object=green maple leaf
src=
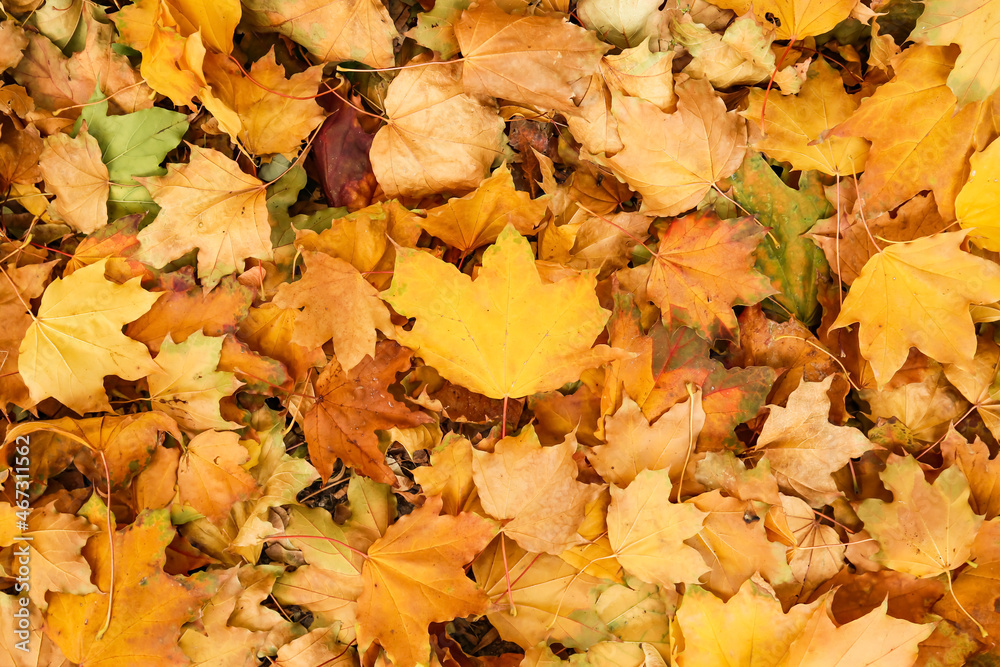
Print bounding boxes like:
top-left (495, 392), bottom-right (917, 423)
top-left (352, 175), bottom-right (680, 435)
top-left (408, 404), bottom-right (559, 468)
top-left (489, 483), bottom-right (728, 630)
top-left (729, 153), bottom-right (833, 327)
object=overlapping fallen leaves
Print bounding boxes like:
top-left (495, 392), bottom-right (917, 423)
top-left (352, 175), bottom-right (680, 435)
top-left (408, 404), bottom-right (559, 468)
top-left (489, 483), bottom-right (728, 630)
top-left (1, 0), bottom-right (1000, 665)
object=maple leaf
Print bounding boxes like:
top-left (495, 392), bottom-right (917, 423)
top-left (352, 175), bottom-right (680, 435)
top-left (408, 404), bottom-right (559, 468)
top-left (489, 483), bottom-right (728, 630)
top-left (783, 596), bottom-right (935, 666)
top-left (147, 332), bottom-right (243, 433)
top-left (674, 14), bottom-right (799, 91)
top-left (0, 114), bottom-right (41, 190)
top-left (293, 202), bottom-right (389, 273)
top-left (303, 340), bottom-right (433, 483)
top-left (577, 0), bottom-right (661, 49)
top-left (707, 0), bottom-right (859, 39)
top-left (115, 0), bottom-right (241, 55)
top-left (0, 595), bottom-right (68, 667)
top-left (179, 567), bottom-right (270, 666)
top-left (274, 624), bottom-right (356, 666)
top-left (756, 377), bottom-right (874, 506)
top-left (236, 303), bottom-right (327, 383)
top-left (311, 95), bottom-right (378, 210)
top-left (810, 192), bottom-right (948, 286)
top-left (603, 78), bottom-right (748, 216)
top-left (272, 564), bottom-right (361, 635)
top-left (933, 518), bottom-right (1000, 639)
top-left (774, 494), bottom-right (845, 602)
top-left (744, 58), bottom-right (869, 176)
top-left (202, 49), bottom-right (325, 156)
top-left (600, 43), bottom-right (676, 112)
top-left (419, 163), bottom-right (549, 253)
top-left (412, 434), bottom-right (480, 515)
top-left (472, 535), bottom-right (612, 650)
top-left (828, 44), bottom-right (987, 220)
top-left (956, 135), bottom-right (1000, 251)
top-left (45, 509), bottom-right (218, 667)
top-left (357, 496), bottom-right (496, 667)
top-left (385, 226), bottom-right (622, 400)
top-left (727, 305), bottom-right (843, 407)
top-left (858, 454), bottom-right (983, 578)
top-left (19, 504), bottom-right (99, 611)
top-left (136, 144), bottom-right (273, 290)
top-left (471, 425), bottom-right (599, 554)
top-left (910, 0), bottom-right (1000, 105)
top-left (18, 258), bottom-right (161, 414)
top-left (0, 20), bottom-right (27, 72)
top-left (687, 491), bottom-right (794, 599)
top-left (37, 125), bottom-right (110, 233)
top-left (730, 152), bottom-right (832, 326)
top-left (590, 392), bottom-right (705, 487)
top-left (125, 271), bottom-right (254, 354)
top-left (4, 412), bottom-right (180, 489)
top-left (112, 0), bottom-right (210, 107)
top-left (596, 582), bottom-right (672, 656)
top-left (177, 430), bottom-right (259, 524)
top-left (608, 468), bottom-right (709, 586)
top-left (370, 60), bottom-right (504, 198)
top-left (13, 10), bottom-right (153, 119)
top-left (830, 230), bottom-right (1000, 387)
top-left (622, 211), bottom-right (774, 341)
top-left (241, 0), bottom-right (398, 68)
top-left (862, 354), bottom-right (968, 443)
top-left (456, 2), bottom-right (609, 113)
top-left (674, 580), bottom-right (819, 666)
top-left (272, 250), bottom-right (392, 372)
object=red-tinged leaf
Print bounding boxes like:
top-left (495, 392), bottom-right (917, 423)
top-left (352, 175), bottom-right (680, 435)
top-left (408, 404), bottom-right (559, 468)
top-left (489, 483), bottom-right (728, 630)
top-left (700, 365), bottom-right (777, 452)
top-left (303, 341), bottom-right (433, 483)
top-left (311, 95), bottom-right (377, 211)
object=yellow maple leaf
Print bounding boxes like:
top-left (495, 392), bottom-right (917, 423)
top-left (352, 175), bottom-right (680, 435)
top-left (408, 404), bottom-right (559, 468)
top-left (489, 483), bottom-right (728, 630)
top-left (456, 2), bottom-right (610, 113)
top-left (241, 0), bottom-right (398, 68)
top-left (910, 0), bottom-right (1000, 106)
top-left (744, 58), bottom-right (869, 176)
top-left (177, 430), bottom-right (259, 524)
top-left (603, 78), bottom-right (747, 216)
top-left (45, 509), bottom-right (217, 666)
top-left (829, 44), bottom-right (988, 220)
top-left (674, 579), bottom-right (819, 667)
top-left (382, 226), bottom-right (623, 400)
top-left (473, 535), bottom-right (612, 650)
top-left (784, 596), bottom-right (935, 665)
top-left (707, 0), bottom-right (859, 39)
top-left (624, 211), bottom-right (775, 341)
top-left (37, 125), bottom-right (110, 233)
top-left (147, 332), bottom-right (243, 434)
top-left (202, 49), bottom-right (325, 156)
top-left (18, 258), bottom-right (161, 415)
top-left (957, 135), bottom-right (1000, 250)
top-left (357, 496), bottom-right (496, 667)
top-left (419, 163), bottom-right (549, 253)
top-left (858, 454), bottom-right (983, 577)
top-left (370, 61), bottom-right (504, 198)
top-left (941, 427), bottom-right (1000, 518)
top-left (471, 425), bottom-right (599, 554)
top-left (589, 392), bottom-right (705, 487)
top-left (756, 376), bottom-right (874, 505)
top-left (607, 468), bottom-right (709, 586)
top-left (830, 231), bottom-right (1000, 387)
top-left (272, 250), bottom-right (392, 372)
top-left (112, 0), bottom-right (217, 106)
top-left (136, 144), bottom-right (273, 290)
